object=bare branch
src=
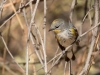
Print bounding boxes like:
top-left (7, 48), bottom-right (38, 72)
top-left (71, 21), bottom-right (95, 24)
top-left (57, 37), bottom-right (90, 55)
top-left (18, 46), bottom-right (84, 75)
top-left (0, 34), bottom-right (25, 73)
top-left (79, 0), bottom-right (99, 75)
top-left (9, 0), bottom-right (24, 30)
top-left (43, 0), bottom-right (47, 74)
top-left (69, 0), bottom-right (77, 22)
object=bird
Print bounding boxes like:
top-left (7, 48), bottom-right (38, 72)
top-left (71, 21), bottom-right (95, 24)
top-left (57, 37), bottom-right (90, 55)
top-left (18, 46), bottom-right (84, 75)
top-left (49, 18), bottom-right (79, 62)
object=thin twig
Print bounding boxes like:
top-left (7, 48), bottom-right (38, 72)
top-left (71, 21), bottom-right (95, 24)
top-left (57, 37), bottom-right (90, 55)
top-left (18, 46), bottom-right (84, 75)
top-left (64, 62), bottom-right (67, 75)
top-left (3, 0), bottom-right (20, 8)
top-left (0, 0), bottom-right (44, 29)
top-left (0, 62), bottom-right (18, 75)
top-left (52, 46), bottom-right (59, 65)
top-left (43, 0), bottom-right (47, 74)
top-left (79, 0), bottom-right (99, 74)
top-left (2, 20), bottom-right (12, 75)
top-left (2, 48), bottom-right (7, 75)
top-left (69, 0), bottom-right (77, 22)
top-left (9, 0), bottom-right (24, 30)
top-left (52, 46), bottom-right (59, 66)
top-left (30, 34), bottom-right (44, 66)
top-left (69, 60), bottom-right (72, 75)
top-left (86, 40), bottom-right (100, 75)
top-left (34, 45), bottom-right (73, 73)
top-left (29, 0), bottom-right (33, 16)
top-left (20, 1), bottom-right (38, 75)
top-left (0, 35), bottom-right (25, 73)
top-left (26, 0), bottom-right (40, 75)
top-left (80, 7), bottom-right (94, 36)
top-left (79, 22), bottom-right (100, 39)
top-left (79, 39), bottom-right (95, 75)
top-left (20, 2), bottom-right (29, 75)
top-left (48, 47), bottom-right (59, 74)
top-left (0, 0), bottom-right (6, 18)
top-left (94, 33), bottom-right (100, 50)
top-left (46, 54), bottom-right (63, 75)
top-left (88, 0), bottom-right (93, 26)
top-left (0, 11), bottom-right (17, 28)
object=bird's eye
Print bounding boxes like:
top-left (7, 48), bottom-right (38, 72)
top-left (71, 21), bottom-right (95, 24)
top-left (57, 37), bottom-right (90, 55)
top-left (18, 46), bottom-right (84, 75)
top-left (55, 25), bottom-right (59, 28)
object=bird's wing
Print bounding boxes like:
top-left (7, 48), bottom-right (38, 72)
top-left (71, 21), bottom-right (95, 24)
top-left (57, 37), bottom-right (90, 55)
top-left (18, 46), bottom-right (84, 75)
top-left (56, 39), bottom-right (65, 51)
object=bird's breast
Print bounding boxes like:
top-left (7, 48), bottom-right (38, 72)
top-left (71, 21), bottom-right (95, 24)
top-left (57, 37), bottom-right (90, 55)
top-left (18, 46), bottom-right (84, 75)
top-left (56, 30), bottom-right (76, 47)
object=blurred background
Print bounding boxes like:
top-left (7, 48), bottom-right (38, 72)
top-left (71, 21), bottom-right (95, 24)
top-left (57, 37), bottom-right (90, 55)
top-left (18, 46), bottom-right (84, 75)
top-left (0, 0), bottom-right (100, 75)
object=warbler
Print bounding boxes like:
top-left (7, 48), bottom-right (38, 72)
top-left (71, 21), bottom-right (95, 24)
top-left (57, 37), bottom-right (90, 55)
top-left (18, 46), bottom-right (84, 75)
top-left (49, 18), bottom-right (79, 62)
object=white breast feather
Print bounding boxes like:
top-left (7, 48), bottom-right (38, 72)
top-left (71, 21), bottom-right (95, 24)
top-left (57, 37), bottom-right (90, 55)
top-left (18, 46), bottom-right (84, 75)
top-left (58, 30), bottom-right (69, 38)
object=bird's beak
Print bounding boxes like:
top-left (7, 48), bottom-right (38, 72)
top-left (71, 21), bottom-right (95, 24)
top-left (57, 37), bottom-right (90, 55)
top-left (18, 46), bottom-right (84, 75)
top-left (48, 28), bottom-right (54, 32)
top-left (49, 28), bottom-right (61, 33)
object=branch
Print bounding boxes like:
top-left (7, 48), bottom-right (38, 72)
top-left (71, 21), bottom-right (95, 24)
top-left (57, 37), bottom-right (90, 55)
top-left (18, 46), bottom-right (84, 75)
top-left (0, 34), bottom-right (25, 73)
top-left (26, 0), bottom-right (40, 75)
top-left (43, 0), bottom-right (48, 74)
top-left (69, 0), bottom-right (77, 22)
top-left (9, 0), bottom-right (24, 30)
top-left (79, 0), bottom-right (99, 75)
top-left (0, 0), bottom-right (44, 28)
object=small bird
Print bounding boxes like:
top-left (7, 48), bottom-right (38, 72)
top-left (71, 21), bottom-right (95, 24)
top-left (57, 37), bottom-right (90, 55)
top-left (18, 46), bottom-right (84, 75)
top-left (49, 18), bottom-right (79, 62)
